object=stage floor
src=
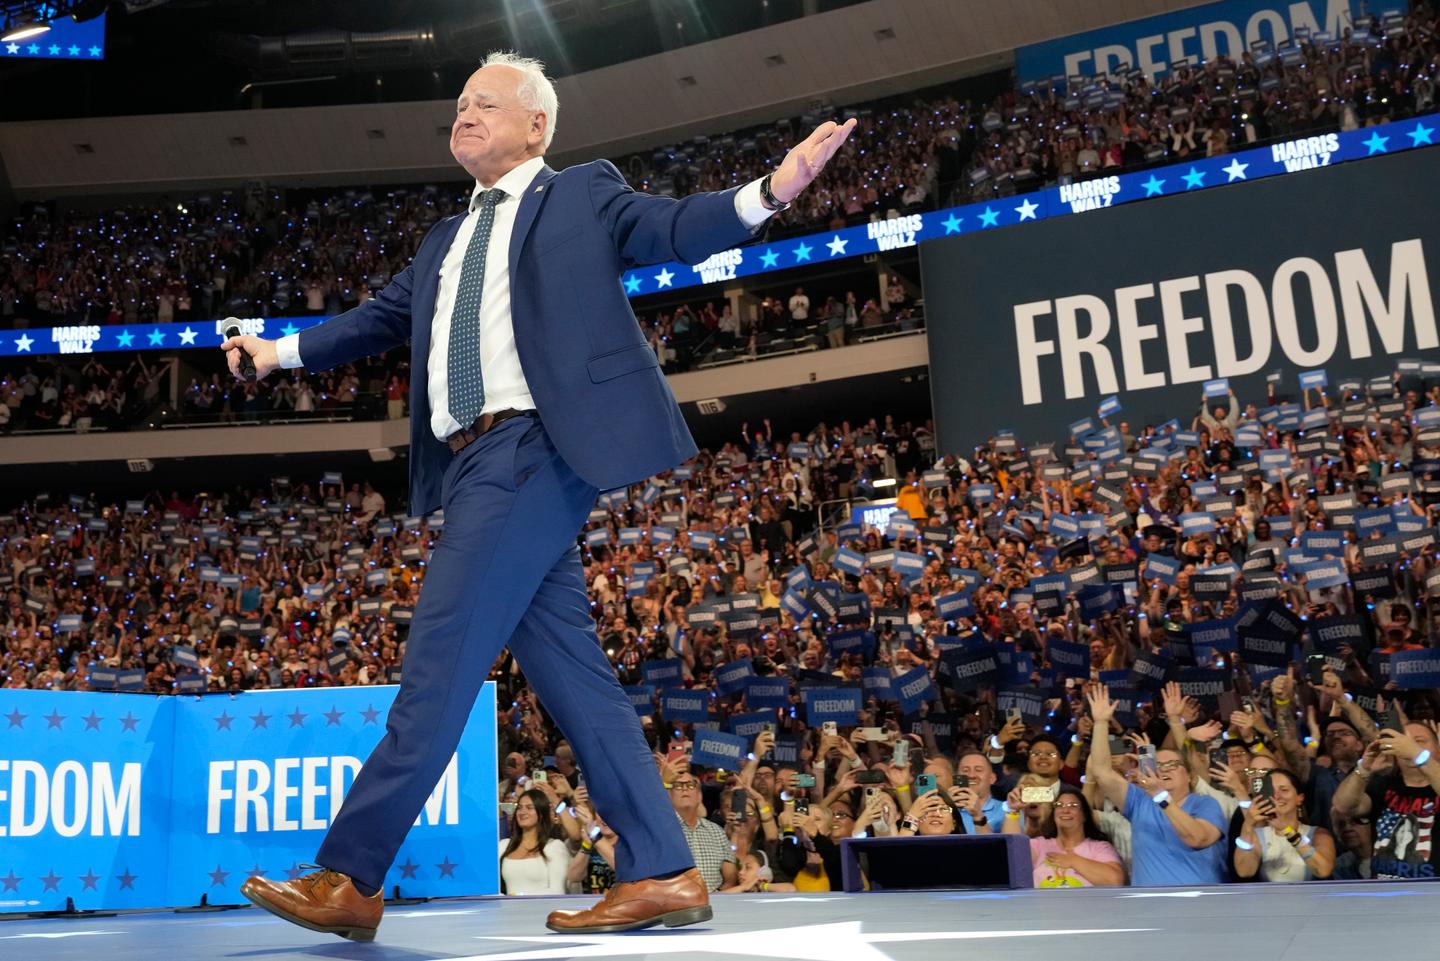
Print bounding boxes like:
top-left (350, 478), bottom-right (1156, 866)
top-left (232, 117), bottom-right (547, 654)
top-left (2, 881), bottom-right (1438, 961)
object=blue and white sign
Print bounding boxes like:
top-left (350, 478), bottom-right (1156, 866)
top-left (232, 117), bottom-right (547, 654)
top-left (0, 685), bottom-right (498, 913)
top-left (1015, 0), bottom-right (1398, 82)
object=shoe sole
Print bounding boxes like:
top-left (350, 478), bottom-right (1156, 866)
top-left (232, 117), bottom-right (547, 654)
top-left (241, 887), bottom-right (378, 942)
top-left (546, 904), bottom-right (712, 935)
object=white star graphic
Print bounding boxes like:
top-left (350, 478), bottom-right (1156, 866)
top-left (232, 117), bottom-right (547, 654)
top-left (465, 921), bottom-right (1153, 961)
top-left (654, 267), bottom-right (674, 288)
top-left (14, 333), bottom-right (34, 352)
top-left (177, 326), bottom-right (198, 345)
top-left (826, 234), bottom-right (848, 256)
top-left (5, 43), bottom-right (17, 54)
top-left (1222, 158), bottom-right (1249, 181)
top-left (1015, 198), bottom-right (1039, 220)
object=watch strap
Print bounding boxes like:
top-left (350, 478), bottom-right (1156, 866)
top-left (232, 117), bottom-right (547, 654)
top-left (760, 173), bottom-right (791, 212)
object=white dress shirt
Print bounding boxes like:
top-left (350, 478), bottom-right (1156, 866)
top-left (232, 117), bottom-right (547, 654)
top-left (276, 158), bottom-right (778, 442)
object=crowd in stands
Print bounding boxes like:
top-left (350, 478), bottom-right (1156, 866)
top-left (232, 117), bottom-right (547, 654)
top-left (8, 356), bottom-right (1440, 893)
top-left (0, 273), bottom-right (919, 433)
top-left (0, 349), bottom-right (412, 433)
top-left (6, 6), bottom-right (1432, 346)
top-left (636, 278), bottom-right (922, 373)
top-left (962, 5), bottom-right (1440, 198)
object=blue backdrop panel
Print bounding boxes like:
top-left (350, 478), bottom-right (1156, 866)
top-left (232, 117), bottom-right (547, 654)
top-left (0, 684), bottom-right (498, 913)
top-left (0, 690), bottom-right (174, 913)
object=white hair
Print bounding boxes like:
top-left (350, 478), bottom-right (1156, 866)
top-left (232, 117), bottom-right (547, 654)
top-left (481, 51), bottom-right (559, 150)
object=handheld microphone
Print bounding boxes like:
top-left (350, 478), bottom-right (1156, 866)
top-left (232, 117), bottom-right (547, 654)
top-left (222, 319), bottom-right (257, 382)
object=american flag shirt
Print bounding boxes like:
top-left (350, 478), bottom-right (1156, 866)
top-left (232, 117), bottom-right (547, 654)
top-left (1367, 775), bottom-right (1437, 880)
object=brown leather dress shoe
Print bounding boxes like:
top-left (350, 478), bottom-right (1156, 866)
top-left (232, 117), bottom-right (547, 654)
top-left (240, 865), bottom-right (383, 942)
top-left (546, 868), bottom-right (711, 934)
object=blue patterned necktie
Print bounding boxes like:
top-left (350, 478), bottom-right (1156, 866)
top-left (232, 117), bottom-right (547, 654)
top-left (446, 186), bottom-right (505, 428)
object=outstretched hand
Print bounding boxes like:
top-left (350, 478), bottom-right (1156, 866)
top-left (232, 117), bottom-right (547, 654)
top-left (769, 119), bottom-right (859, 204)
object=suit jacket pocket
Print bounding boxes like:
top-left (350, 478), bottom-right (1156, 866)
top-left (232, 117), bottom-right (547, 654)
top-left (534, 223), bottom-right (583, 256)
top-left (586, 343), bottom-right (658, 383)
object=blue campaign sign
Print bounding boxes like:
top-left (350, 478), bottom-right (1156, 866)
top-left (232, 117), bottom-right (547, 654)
top-left (0, 684), bottom-right (499, 913)
top-left (641, 658), bottom-right (685, 691)
top-left (744, 676), bottom-right (791, 710)
top-left (726, 710), bottom-right (774, 740)
top-left (689, 729), bottom-right (750, 772)
top-left (1014, 0), bottom-right (1392, 81)
top-left (2, 13), bottom-right (107, 61)
top-left (1046, 638), bottom-right (1091, 679)
top-left (660, 689), bottom-right (711, 723)
top-left (801, 687), bottom-right (862, 727)
top-left (168, 686), bottom-right (497, 907)
top-left (0, 691), bottom-right (174, 912)
top-left (1389, 648), bottom-right (1440, 689)
top-left (714, 658), bottom-right (755, 695)
top-left (893, 666), bottom-right (937, 715)
top-left (622, 684), bottom-right (656, 716)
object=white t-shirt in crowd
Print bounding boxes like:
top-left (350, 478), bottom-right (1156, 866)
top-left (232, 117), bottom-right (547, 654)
top-left (499, 838), bottom-right (570, 895)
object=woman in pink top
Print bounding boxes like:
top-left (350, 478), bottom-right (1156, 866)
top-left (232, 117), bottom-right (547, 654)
top-left (1030, 784), bottom-right (1125, 888)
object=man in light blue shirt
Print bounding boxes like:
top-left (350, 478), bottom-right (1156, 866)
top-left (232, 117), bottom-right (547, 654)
top-left (1087, 689), bottom-right (1227, 885)
top-left (955, 751), bottom-right (1009, 833)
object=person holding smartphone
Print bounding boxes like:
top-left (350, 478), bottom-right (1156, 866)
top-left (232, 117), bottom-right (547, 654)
top-left (1232, 769), bottom-right (1335, 882)
top-left (1085, 688), bottom-right (1227, 886)
top-left (1028, 785), bottom-right (1124, 888)
top-left (1333, 719), bottom-right (1440, 879)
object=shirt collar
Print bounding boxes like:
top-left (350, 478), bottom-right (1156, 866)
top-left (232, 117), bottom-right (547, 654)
top-left (469, 155), bottom-right (547, 212)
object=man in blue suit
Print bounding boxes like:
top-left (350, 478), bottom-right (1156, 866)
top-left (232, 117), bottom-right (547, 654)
top-left (227, 52), bottom-right (854, 941)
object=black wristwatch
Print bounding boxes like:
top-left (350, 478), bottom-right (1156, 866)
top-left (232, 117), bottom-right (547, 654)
top-left (973, 815), bottom-right (989, 826)
top-left (759, 173), bottom-right (791, 212)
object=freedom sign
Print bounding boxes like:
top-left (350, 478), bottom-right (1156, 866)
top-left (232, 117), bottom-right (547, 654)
top-left (0, 685), bottom-right (499, 913)
top-left (925, 146), bottom-right (1440, 453)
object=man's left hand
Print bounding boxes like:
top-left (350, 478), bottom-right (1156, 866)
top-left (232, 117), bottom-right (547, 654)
top-left (770, 119), bottom-right (859, 203)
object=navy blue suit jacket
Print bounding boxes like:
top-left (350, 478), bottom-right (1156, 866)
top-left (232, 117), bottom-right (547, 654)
top-left (295, 160), bottom-right (757, 516)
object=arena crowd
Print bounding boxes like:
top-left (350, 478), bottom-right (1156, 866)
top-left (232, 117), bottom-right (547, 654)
top-left (3, 6), bottom-right (1434, 335)
top-left (5, 358), bottom-right (1440, 892)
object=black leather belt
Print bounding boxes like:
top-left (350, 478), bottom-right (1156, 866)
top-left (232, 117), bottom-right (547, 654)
top-left (445, 408), bottom-right (535, 454)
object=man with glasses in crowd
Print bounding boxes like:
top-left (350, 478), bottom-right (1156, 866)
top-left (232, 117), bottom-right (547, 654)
top-left (668, 775), bottom-right (738, 892)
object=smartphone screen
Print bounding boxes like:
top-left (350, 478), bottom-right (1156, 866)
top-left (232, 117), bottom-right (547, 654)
top-left (731, 788), bottom-right (748, 819)
top-left (1306, 655), bottom-right (1327, 686)
top-left (1138, 745), bottom-right (1157, 779)
top-left (794, 797), bottom-right (810, 815)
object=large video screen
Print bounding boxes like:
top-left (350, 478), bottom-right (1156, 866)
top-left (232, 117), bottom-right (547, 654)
top-left (922, 146), bottom-right (1440, 454)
